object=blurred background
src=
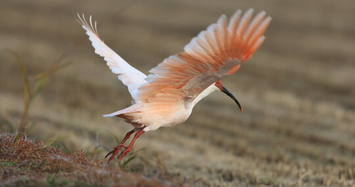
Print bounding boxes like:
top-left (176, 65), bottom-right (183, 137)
top-left (1, 0), bottom-right (354, 186)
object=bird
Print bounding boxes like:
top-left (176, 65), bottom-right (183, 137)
top-left (77, 9), bottom-right (271, 164)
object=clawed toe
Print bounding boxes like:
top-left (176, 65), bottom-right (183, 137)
top-left (117, 148), bottom-right (131, 161)
top-left (106, 129), bottom-right (145, 164)
top-left (105, 145), bottom-right (126, 164)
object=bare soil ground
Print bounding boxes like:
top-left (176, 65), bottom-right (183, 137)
top-left (1, 0), bottom-right (355, 186)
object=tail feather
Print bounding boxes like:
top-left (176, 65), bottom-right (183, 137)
top-left (103, 105), bottom-right (139, 117)
top-left (103, 105), bottom-right (143, 128)
top-left (103, 111), bottom-right (124, 117)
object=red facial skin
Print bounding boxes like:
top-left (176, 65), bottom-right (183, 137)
top-left (215, 80), bottom-right (224, 91)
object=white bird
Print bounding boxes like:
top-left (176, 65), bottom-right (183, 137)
top-left (77, 9), bottom-right (271, 163)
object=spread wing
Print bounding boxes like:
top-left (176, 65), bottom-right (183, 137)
top-left (77, 14), bottom-right (147, 100)
top-left (136, 9), bottom-right (271, 113)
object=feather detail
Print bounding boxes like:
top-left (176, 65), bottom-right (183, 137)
top-left (77, 14), bottom-right (147, 100)
top-left (136, 9), bottom-right (271, 108)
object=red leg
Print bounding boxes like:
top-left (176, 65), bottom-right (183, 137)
top-left (105, 129), bottom-right (135, 164)
top-left (117, 129), bottom-right (145, 162)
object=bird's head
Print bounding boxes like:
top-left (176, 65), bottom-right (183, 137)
top-left (214, 80), bottom-right (243, 112)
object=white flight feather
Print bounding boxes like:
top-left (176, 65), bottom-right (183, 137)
top-left (77, 14), bottom-right (147, 100)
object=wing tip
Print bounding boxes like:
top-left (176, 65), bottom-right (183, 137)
top-left (76, 13), bottom-right (98, 35)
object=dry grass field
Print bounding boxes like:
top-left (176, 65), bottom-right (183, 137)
top-left (1, 0), bottom-right (355, 186)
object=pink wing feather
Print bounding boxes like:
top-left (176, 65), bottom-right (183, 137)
top-left (136, 9), bottom-right (271, 111)
top-left (77, 14), bottom-right (147, 100)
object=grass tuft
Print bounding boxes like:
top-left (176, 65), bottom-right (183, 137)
top-left (0, 133), bottom-right (189, 187)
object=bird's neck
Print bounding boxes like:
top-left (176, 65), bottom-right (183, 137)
top-left (191, 84), bottom-right (219, 107)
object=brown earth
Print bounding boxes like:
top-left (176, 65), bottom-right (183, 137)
top-left (1, 0), bottom-right (355, 186)
top-left (0, 133), bottom-right (185, 187)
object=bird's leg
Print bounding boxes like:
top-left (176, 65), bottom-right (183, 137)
top-left (117, 129), bottom-right (145, 162)
top-left (105, 129), bottom-right (135, 164)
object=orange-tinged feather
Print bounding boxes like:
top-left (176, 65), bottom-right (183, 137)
top-left (227, 65), bottom-right (241, 75)
top-left (135, 9), bottom-right (270, 120)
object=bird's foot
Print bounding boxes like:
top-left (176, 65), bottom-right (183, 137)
top-left (105, 129), bottom-right (144, 164)
top-left (105, 144), bottom-right (127, 164)
top-left (117, 148), bottom-right (131, 162)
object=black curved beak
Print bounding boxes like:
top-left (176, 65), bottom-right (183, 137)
top-left (222, 86), bottom-right (243, 112)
